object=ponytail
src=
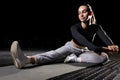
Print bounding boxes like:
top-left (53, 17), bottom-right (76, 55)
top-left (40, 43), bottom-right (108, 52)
top-left (87, 4), bottom-right (96, 25)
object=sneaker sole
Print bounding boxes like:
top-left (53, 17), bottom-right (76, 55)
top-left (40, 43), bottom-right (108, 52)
top-left (10, 41), bottom-right (22, 69)
top-left (64, 56), bottom-right (71, 63)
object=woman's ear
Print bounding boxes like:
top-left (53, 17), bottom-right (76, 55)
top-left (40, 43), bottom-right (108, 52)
top-left (88, 11), bottom-right (92, 20)
top-left (89, 11), bottom-right (92, 16)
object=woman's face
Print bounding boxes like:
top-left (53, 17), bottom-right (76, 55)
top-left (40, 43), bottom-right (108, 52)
top-left (78, 5), bottom-right (90, 22)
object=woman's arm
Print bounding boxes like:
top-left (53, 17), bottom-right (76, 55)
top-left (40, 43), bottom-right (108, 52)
top-left (71, 25), bottom-right (103, 53)
top-left (96, 25), bottom-right (119, 53)
top-left (96, 25), bottom-right (114, 45)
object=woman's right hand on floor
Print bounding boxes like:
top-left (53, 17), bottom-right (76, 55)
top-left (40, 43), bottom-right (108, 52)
top-left (102, 45), bottom-right (119, 54)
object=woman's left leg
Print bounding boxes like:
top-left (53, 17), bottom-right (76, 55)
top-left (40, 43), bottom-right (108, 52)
top-left (76, 51), bottom-right (109, 64)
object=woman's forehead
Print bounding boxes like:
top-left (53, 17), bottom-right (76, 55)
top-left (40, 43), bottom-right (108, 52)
top-left (78, 6), bottom-right (88, 11)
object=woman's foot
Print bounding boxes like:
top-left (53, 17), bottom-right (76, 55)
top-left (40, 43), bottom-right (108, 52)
top-left (64, 54), bottom-right (77, 63)
top-left (101, 52), bottom-right (110, 63)
top-left (10, 41), bottom-right (30, 69)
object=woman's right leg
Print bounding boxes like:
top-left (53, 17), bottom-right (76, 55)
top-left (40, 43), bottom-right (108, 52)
top-left (10, 41), bottom-right (30, 69)
top-left (34, 41), bottom-right (88, 65)
top-left (10, 41), bottom-right (79, 69)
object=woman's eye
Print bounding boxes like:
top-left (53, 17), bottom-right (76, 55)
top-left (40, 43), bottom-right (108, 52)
top-left (83, 10), bottom-right (87, 13)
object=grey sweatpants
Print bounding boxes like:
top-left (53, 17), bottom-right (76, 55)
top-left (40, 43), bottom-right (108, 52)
top-left (34, 41), bottom-right (108, 64)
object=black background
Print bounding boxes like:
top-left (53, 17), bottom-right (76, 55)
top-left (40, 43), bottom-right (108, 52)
top-left (1, 0), bottom-right (120, 50)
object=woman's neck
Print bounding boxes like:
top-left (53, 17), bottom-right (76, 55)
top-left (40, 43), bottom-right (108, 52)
top-left (81, 22), bottom-right (89, 29)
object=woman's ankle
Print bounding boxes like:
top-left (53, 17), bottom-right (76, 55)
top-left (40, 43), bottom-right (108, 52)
top-left (27, 56), bottom-right (36, 64)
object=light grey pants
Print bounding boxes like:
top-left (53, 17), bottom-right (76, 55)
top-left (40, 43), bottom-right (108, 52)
top-left (34, 41), bottom-right (108, 64)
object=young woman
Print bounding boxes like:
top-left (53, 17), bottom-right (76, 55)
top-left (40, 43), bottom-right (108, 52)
top-left (10, 4), bottom-right (119, 69)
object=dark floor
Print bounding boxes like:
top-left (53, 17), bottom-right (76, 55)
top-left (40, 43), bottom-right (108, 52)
top-left (0, 50), bottom-right (120, 80)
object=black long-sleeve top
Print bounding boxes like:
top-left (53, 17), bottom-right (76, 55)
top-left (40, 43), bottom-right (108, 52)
top-left (71, 22), bottom-right (114, 53)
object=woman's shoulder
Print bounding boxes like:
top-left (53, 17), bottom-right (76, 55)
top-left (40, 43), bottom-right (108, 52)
top-left (89, 24), bottom-right (103, 31)
top-left (70, 22), bottom-right (81, 31)
top-left (91, 24), bottom-right (101, 27)
top-left (90, 24), bottom-right (102, 28)
top-left (71, 22), bottom-right (81, 28)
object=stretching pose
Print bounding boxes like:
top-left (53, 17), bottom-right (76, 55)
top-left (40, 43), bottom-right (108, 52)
top-left (10, 4), bottom-right (119, 69)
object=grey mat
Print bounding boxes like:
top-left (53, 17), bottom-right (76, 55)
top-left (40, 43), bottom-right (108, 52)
top-left (0, 51), bottom-right (120, 80)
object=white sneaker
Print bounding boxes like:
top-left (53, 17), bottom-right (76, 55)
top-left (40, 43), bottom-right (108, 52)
top-left (64, 54), bottom-right (77, 63)
top-left (10, 41), bottom-right (29, 69)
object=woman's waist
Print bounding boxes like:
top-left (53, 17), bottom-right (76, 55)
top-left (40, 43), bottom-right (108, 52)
top-left (71, 40), bottom-right (86, 49)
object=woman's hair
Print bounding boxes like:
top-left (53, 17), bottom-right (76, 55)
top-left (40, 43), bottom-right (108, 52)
top-left (79, 4), bottom-right (96, 25)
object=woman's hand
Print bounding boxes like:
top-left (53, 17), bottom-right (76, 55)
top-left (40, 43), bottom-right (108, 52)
top-left (103, 45), bottom-right (119, 54)
top-left (108, 45), bottom-right (119, 52)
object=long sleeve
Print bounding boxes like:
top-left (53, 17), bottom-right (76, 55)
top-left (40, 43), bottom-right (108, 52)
top-left (96, 25), bottom-right (114, 46)
top-left (71, 23), bottom-right (104, 53)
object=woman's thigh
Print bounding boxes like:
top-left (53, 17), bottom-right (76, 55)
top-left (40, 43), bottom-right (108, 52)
top-left (79, 51), bottom-right (107, 63)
